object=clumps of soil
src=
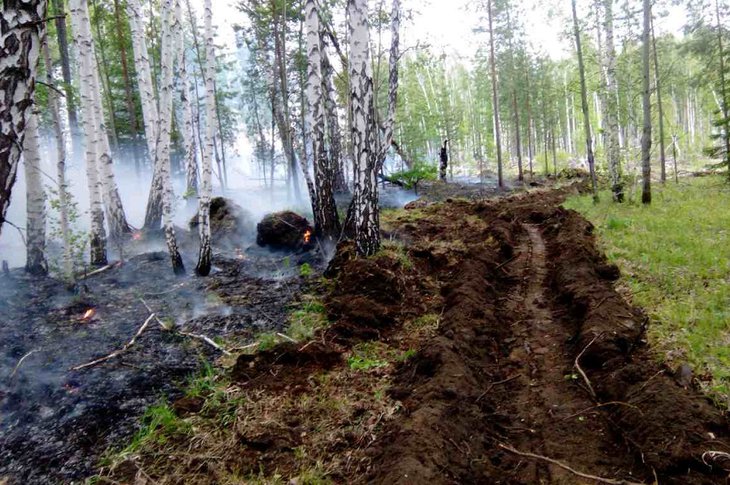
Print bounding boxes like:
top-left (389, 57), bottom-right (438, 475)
top-left (189, 197), bottom-right (255, 246)
top-left (544, 205), bottom-right (730, 483)
top-left (256, 211), bottom-right (313, 251)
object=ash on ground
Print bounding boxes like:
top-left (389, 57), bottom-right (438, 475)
top-left (0, 243), bottom-right (318, 484)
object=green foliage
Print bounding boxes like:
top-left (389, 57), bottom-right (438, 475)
top-left (121, 402), bottom-right (191, 455)
top-left (287, 297), bottom-right (328, 342)
top-left (375, 239), bottom-right (412, 269)
top-left (565, 176), bottom-right (730, 406)
top-left (387, 163), bottom-right (438, 193)
top-left (299, 262), bottom-right (313, 277)
top-left (348, 342), bottom-right (389, 371)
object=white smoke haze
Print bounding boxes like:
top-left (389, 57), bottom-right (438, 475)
top-left (0, 129), bottom-right (316, 270)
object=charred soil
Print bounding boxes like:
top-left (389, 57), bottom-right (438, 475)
top-left (98, 184), bottom-right (730, 484)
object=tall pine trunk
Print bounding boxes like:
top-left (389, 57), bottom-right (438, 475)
top-left (572, 0), bottom-right (598, 201)
top-left (23, 111), bottom-right (48, 275)
top-left (603, 0), bottom-right (623, 201)
top-left (348, 0), bottom-right (380, 256)
top-left (0, 1), bottom-right (47, 237)
top-left (487, 0), bottom-right (503, 188)
top-left (641, 0), bottom-right (652, 204)
top-left (195, 0), bottom-right (217, 276)
top-left (651, 16), bottom-right (666, 184)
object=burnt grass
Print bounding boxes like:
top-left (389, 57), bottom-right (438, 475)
top-left (0, 242), bottom-right (316, 484)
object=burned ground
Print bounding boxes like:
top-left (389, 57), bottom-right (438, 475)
top-left (0, 245), bottom-right (315, 484)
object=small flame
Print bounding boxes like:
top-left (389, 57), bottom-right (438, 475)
top-left (303, 229), bottom-right (312, 245)
top-left (82, 309), bottom-right (95, 320)
top-left (132, 232), bottom-right (143, 241)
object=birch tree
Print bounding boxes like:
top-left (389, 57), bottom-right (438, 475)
top-left (43, 37), bottom-right (73, 278)
top-left (69, 0), bottom-right (108, 265)
top-left (349, 0), bottom-right (380, 256)
top-left (305, 0), bottom-right (340, 244)
top-left (603, 0), bottom-right (623, 201)
top-left (74, 0), bottom-right (132, 241)
top-left (157, 0), bottom-right (185, 274)
top-left (176, 0), bottom-right (198, 205)
top-left (23, 111), bottom-right (47, 275)
top-left (641, 0), bottom-right (652, 204)
top-left (195, 0), bottom-right (216, 276)
top-left (0, 0), bottom-right (47, 237)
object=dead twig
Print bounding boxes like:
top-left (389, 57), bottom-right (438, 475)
top-left (70, 314), bottom-right (156, 371)
top-left (177, 331), bottom-right (232, 356)
top-left (476, 374), bottom-right (521, 402)
top-left (575, 333), bottom-right (603, 400)
top-left (276, 332), bottom-right (297, 343)
top-left (702, 450), bottom-right (730, 469)
top-left (560, 401), bottom-right (644, 422)
top-left (9, 349), bottom-right (38, 378)
top-left (499, 443), bottom-right (647, 485)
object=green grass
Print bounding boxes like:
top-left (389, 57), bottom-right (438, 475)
top-left (564, 176), bottom-right (730, 405)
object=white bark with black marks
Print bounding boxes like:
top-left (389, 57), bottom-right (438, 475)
top-left (641, 0), bottom-right (652, 204)
top-left (23, 111), bottom-right (47, 275)
top-left (157, 0), bottom-right (185, 274)
top-left (176, 0), bottom-right (198, 205)
top-left (603, 0), bottom-right (623, 201)
top-left (69, 0), bottom-right (107, 265)
top-left (195, 0), bottom-right (216, 276)
top-left (348, 0), bottom-right (380, 256)
top-left (0, 0), bottom-right (47, 237)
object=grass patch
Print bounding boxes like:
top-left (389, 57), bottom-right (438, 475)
top-left (287, 295), bottom-right (328, 342)
top-left (375, 239), bottom-right (413, 269)
top-left (348, 342), bottom-right (390, 371)
top-left (564, 176), bottom-right (730, 405)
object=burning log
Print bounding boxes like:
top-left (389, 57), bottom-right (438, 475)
top-left (256, 211), bottom-right (314, 251)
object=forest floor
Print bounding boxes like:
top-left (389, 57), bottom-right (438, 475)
top-left (0, 240), bottom-right (319, 484)
top-left (90, 179), bottom-right (730, 485)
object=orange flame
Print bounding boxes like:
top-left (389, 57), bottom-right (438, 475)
top-left (82, 309), bottom-right (95, 320)
top-left (132, 232), bottom-right (143, 241)
top-left (303, 229), bottom-right (312, 245)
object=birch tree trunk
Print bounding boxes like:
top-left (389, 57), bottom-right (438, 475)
top-left (69, 0), bottom-right (108, 265)
top-left (321, 35), bottom-right (348, 194)
top-left (127, 0), bottom-right (159, 164)
top-left (603, 0), bottom-right (623, 201)
top-left (305, 0), bottom-right (340, 243)
top-left (641, 0), bottom-right (652, 204)
top-left (377, 0), bottom-right (400, 170)
top-left (487, 0), bottom-right (503, 188)
top-left (176, 0), bottom-right (198, 205)
top-left (571, 0), bottom-right (598, 201)
top-left (76, 0), bottom-right (131, 241)
top-left (715, 0), bottom-right (730, 178)
top-left (195, 0), bottom-right (216, 276)
top-left (348, 0), bottom-right (380, 256)
top-left (23, 111), bottom-right (47, 275)
top-left (113, 0), bottom-right (141, 174)
top-left (157, 0), bottom-right (185, 274)
top-left (0, 0), bottom-right (47, 237)
top-left (44, 36), bottom-right (73, 278)
top-left (51, 0), bottom-right (78, 133)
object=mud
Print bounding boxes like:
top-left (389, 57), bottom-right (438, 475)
top-left (96, 182), bottom-right (730, 485)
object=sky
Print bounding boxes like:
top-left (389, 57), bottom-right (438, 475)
top-left (208, 0), bottom-right (690, 63)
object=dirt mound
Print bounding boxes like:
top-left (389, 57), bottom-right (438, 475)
top-left (256, 211), bottom-right (313, 251)
top-left (189, 197), bottom-right (255, 245)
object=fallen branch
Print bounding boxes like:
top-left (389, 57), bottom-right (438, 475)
top-left (177, 331), bottom-right (232, 356)
top-left (276, 332), bottom-right (297, 343)
top-left (575, 333), bottom-right (602, 400)
top-left (560, 401), bottom-right (643, 422)
top-left (9, 349), bottom-right (38, 378)
top-left (71, 314), bottom-right (156, 371)
top-left (78, 262), bottom-right (121, 280)
top-left (498, 443), bottom-right (646, 485)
